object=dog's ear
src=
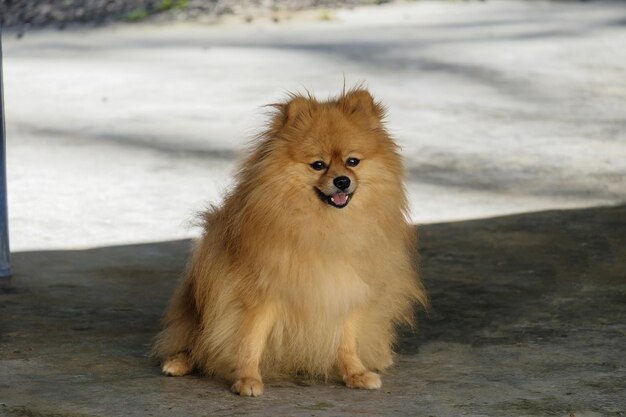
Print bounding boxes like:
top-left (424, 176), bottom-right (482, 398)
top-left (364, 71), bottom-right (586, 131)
top-left (270, 95), bottom-right (315, 132)
top-left (285, 96), bottom-right (311, 123)
top-left (340, 89), bottom-right (385, 129)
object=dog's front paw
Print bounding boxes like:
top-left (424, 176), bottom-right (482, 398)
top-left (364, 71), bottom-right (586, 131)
top-left (344, 371), bottom-right (382, 390)
top-left (231, 377), bottom-right (264, 397)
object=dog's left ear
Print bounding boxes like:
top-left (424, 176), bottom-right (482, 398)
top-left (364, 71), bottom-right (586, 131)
top-left (340, 89), bottom-right (386, 129)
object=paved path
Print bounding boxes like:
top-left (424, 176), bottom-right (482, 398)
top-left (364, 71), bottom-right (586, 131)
top-left (1, 205), bottom-right (625, 416)
top-left (3, 0), bottom-right (626, 251)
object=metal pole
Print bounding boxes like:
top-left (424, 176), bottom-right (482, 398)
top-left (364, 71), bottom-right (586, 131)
top-left (0, 25), bottom-right (12, 278)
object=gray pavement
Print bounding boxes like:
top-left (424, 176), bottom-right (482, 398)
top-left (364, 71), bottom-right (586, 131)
top-left (1, 205), bottom-right (625, 416)
top-left (1, 1), bottom-right (625, 416)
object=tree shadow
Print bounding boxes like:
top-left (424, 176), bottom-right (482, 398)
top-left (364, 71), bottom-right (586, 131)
top-left (399, 203), bottom-right (626, 354)
top-left (10, 4), bottom-right (626, 105)
top-left (21, 125), bottom-right (238, 161)
top-left (1, 204), bottom-right (624, 365)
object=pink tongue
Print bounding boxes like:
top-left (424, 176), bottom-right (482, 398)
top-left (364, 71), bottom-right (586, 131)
top-left (331, 192), bottom-right (348, 205)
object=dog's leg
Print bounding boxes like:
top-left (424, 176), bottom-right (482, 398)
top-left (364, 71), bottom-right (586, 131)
top-left (338, 314), bottom-right (382, 390)
top-left (162, 352), bottom-right (193, 376)
top-left (230, 304), bottom-right (277, 397)
top-left (153, 277), bottom-right (199, 376)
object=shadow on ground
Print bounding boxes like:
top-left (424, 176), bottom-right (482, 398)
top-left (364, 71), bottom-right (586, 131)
top-left (1, 204), bottom-right (625, 416)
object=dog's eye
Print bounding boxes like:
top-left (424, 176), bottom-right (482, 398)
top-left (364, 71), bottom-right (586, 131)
top-left (346, 157), bottom-right (360, 167)
top-left (310, 161), bottom-right (327, 171)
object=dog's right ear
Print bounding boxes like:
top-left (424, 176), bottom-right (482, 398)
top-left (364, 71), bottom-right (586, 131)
top-left (284, 96), bottom-right (311, 124)
top-left (269, 95), bottom-right (315, 132)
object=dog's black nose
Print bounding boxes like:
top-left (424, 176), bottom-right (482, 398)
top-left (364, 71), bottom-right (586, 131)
top-left (333, 176), bottom-right (351, 190)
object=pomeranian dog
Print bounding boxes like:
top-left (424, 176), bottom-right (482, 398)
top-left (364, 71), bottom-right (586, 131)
top-left (152, 88), bottom-right (426, 396)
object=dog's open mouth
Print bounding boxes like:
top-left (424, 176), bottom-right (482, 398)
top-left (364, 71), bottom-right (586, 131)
top-left (315, 188), bottom-right (353, 209)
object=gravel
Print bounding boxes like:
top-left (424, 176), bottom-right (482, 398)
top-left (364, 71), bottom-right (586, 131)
top-left (0, 0), bottom-right (385, 34)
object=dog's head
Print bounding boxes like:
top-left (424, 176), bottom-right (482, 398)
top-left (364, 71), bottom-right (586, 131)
top-left (241, 89), bottom-right (406, 217)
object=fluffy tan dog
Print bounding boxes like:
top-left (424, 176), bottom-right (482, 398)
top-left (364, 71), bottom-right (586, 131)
top-left (152, 88), bottom-right (426, 396)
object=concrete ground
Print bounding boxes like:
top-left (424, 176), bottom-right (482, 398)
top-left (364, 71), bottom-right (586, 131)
top-left (1, 206), bottom-right (625, 416)
top-left (1, 1), bottom-right (625, 416)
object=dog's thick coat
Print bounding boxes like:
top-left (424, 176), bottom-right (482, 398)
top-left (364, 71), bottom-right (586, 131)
top-left (152, 89), bottom-right (426, 396)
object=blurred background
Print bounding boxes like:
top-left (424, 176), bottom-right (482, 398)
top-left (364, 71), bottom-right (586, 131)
top-left (1, 0), bottom-right (625, 251)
